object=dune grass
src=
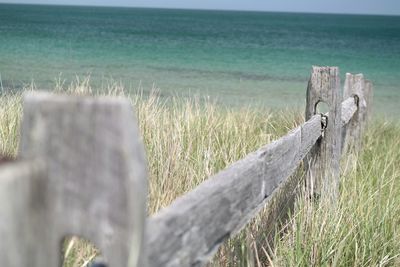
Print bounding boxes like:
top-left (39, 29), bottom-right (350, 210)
top-left (272, 121), bottom-right (400, 267)
top-left (0, 82), bottom-right (399, 266)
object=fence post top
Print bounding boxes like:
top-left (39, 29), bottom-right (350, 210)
top-left (310, 66), bottom-right (339, 80)
top-left (23, 91), bottom-right (130, 105)
top-left (312, 65), bottom-right (338, 71)
top-left (345, 73), bottom-right (364, 78)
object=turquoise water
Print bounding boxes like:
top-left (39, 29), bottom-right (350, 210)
top-left (1, 4), bottom-right (400, 115)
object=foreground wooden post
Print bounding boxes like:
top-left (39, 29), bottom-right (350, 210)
top-left (305, 66), bottom-right (341, 200)
top-left (19, 92), bottom-right (148, 267)
top-left (0, 160), bottom-right (51, 267)
top-left (342, 73), bottom-right (366, 154)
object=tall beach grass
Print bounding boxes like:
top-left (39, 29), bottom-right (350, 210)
top-left (0, 81), bottom-right (399, 266)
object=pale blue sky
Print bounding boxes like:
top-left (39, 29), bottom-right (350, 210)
top-left (1, 0), bottom-right (400, 15)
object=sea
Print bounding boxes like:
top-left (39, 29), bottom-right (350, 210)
top-left (1, 4), bottom-right (399, 117)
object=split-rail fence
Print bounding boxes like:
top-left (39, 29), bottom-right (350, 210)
top-left (0, 66), bottom-right (373, 267)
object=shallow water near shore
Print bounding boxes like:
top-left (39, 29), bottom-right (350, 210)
top-left (1, 4), bottom-right (399, 117)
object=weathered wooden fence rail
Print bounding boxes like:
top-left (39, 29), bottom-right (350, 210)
top-left (0, 66), bottom-right (373, 267)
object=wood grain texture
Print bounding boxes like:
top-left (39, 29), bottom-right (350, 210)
top-left (365, 80), bottom-right (374, 122)
top-left (304, 66), bottom-right (341, 200)
top-left (0, 160), bottom-right (50, 267)
top-left (342, 74), bottom-right (366, 154)
top-left (145, 115), bottom-right (322, 267)
top-left (19, 92), bottom-right (148, 267)
top-left (341, 96), bottom-right (358, 127)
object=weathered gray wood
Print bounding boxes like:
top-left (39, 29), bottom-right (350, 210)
top-left (257, 164), bottom-right (305, 246)
top-left (19, 92), bottom-right (148, 267)
top-left (0, 160), bottom-right (50, 267)
top-left (145, 114), bottom-right (322, 267)
top-left (341, 96), bottom-right (358, 127)
top-left (305, 66), bottom-right (341, 200)
top-left (365, 80), bottom-right (374, 122)
top-left (342, 73), bottom-right (367, 154)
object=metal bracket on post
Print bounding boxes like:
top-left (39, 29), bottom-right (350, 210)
top-left (304, 66), bottom-right (342, 201)
top-left (320, 113), bottom-right (328, 137)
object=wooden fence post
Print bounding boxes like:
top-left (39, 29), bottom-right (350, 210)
top-left (0, 160), bottom-right (51, 267)
top-left (365, 80), bottom-right (374, 122)
top-left (305, 66), bottom-right (341, 200)
top-left (342, 73), bottom-right (366, 154)
top-left (18, 92), bottom-right (148, 267)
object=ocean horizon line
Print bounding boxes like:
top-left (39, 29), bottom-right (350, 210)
top-left (0, 2), bottom-right (399, 17)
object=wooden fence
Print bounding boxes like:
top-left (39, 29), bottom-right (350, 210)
top-left (0, 66), bottom-right (373, 267)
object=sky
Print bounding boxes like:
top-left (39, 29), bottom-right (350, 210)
top-left (1, 0), bottom-right (400, 15)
